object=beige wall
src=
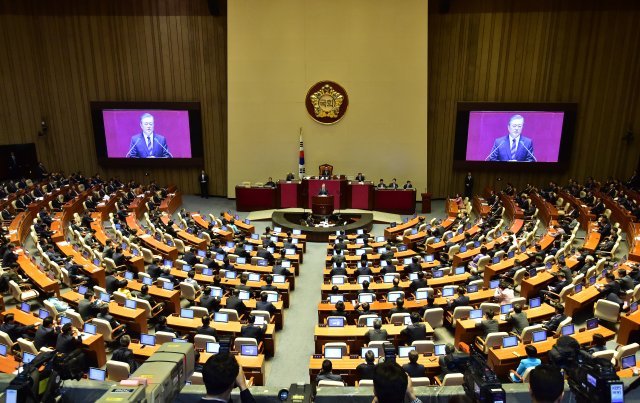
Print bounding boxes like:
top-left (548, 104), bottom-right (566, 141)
top-left (228, 0), bottom-right (428, 197)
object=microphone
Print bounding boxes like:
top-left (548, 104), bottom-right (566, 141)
top-left (125, 139), bottom-right (141, 158)
top-left (523, 144), bottom-right (537, 162)
top-left (485, 140), bottom-right (506, 161)
top-left (154, 138), bottom-right (173, 158)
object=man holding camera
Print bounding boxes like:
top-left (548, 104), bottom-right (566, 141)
top-left (200, 352), bottom-right (255, 403)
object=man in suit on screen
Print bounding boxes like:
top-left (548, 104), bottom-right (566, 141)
top-left (127, 113), bottom-right (172, 158)
top-left (487, 114), bottom-right (536, 162)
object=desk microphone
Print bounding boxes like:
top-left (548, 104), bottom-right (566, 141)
top-left (154, 138), bottom-right (173, 158)
top-left (485, 140), bottom-right (506, 161)
top-left (125, 139), bottom-right (141, 157)
top-left (523, 145), bottom-right (537, 162)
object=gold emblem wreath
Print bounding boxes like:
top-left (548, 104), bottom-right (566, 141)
top-left (310, 84), bottom-right (344, 118)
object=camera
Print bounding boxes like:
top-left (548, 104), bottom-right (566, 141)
top-left (462, 350), bottom-right (506, 403)
top-left (566, 351), bottom-right (624, 403)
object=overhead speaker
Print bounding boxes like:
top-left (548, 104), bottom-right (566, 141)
top-left (207, 0), bottom-right (226, 17)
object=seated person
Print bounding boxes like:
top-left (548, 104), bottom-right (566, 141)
top-left (134, 285), bottom-right (159, 307)
top-left (409, 271), bottom-right (428, 294)
top-left (226, 289), bottom-right (248, 317)
top-left (367, 319), bottom-right (388, 342)
top-left (112, 335), bottom-right (140, 372)
top-left (529, 364), bottom-right (565, 403)
top-left (34, 317), bottom-right (59, 350)
top-left (354, 302), bottom-right (373, 319)
top-left (510, 345), bottom-right (541, 382)
top-left (402, 350), bottom-right (425, 378)
top-left (264, 177), bottom-right (276, 188)
top-left (316, 359), bottom-right (343, 384)
top-left (240, 314), bottom-right (267, 343)
top-left (505, 304), bottom-right (529, 335)
top-left (587, 333), bottom-right (607, 354)
top-left (356, 350), bottom-right (377, 381)
top-left (400, 312), bottom-right (427, 344)
top-left (475, 310), bottom-right (499, 339)
top-left (155, 315), bottom-right (176, 334)
top-left (494, 281), bottom-right (515, 305)
top-left (0, 314), bottom-right (35, 342)
top-left (196, 315), bottom-right (218, 338)
top-left (446, 286), bottom-right (470, 310)
top-left (259, 275), bottom-right (278, 292)
top-left (256, 292), bottom-right (277, 316)
top-left (438, 344), bottom-right (470, 378)
top-left (55, 323), bottom-right (83, 355)
top-left (388, 297), bottom-right (410, 318)
top-left (376, 179), bottom-right (386, 189)
top-left (97, 305), bottom-right (126, 338)
top-left (542, 305), bottom-right (566, 333)
top-left (201, 351), bottom-right (255, 402)
top-left (329, 301), bottom-right (349, 322)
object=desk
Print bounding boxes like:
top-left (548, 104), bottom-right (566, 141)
top-left (0, 355), bottom-right (19, 374)
top-left (348, 182), bottom-right (374, 210)
top-left (117, 277), bottom-right (181, 314)
top-left (487, 326), bottom-right (615, 378)
top-left (9, 211), bottom-right (34, 245)
top-left (309, 356), bottom-right (440, 386)
top-left (223, 212), bottom-right (255, 234)
top-left (278, 181), bottom-right (301, 209)
top-left (374, 189), bottom-right (416, 215)
top-left (313, 323), bottom-right (433, 354)
top-left (303, 179), bottom-right (346, 210)
top-left (235, 186), bottom-right (277, 212)
top-left (17, 253), bottom-right (60, 296)
top-left (312, 195), bottom-right (334, 216)
top-left (160, 214), bottom-right (207, 250)
top-left (191, 213), bottom-right (233, 242)
top-left (91, 212), bottom-right (144, 272)
top-left (0, 308), bottom-right (106, 368)
top-left (56, 241), bottom-right (106, 288)
top-left (454, 304), bottom-right (555, 345)
top-left (384, 216), bottom-right (422, 240)
top-left (165, 315), bottom-right (276, 357)
top-left (531, 193), bottom-right (558, 226)
top-left (618, 309), bottom-right (640, 345)
top-left (159, 191), bottom-right (182, 214)
top-left (473, 196), bottom-right (490, 217)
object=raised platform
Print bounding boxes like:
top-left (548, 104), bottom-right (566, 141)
top-left (246, 208), bottom-right (401, 223)
top-left (271, 211), bottom-right (375, 242)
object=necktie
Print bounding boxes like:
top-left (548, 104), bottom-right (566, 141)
top-left (146, 136), bottom-right (153, 155)
top-left (510, 138), bottom-right (517, 160)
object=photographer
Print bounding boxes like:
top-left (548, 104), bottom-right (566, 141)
top-left (200, 352), bottom-right (255, 403)
top-left (372, 360), bottom-right (422, 403)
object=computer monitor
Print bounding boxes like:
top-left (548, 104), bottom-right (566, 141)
top-left (589, 276), bottom-right (597, 285)
top-left (327, 317), bottom-right (345, 327)
top-left (253, 316), bottom-right (266, 326)
top-left (225, 241), bottom-right (235, 248)
top-left (292, 229), bottom-right (302, 235)
top-left (434, 344), bottom-right (446, 356)
top-left (442, 288), bottom-right (455, 297)
top-left (125, 299), bottom-right (137, 310)
top-left (586, 318), bottom-right (599, 330)
top-left (561, 324), bottom-right (575, 336)
top-left (89, 367), bottom-right (106, 381)
top-left (388, 292), bottom-right (403, 303)
top-left (403, 258), bottom-right (413, 265)
top-left (630, 302), bottom-right (638, 313)
top-left (251, 233), bottom-right (259, 240)
top-left (376, 236), bottom-right (385, 243)
top-left (100, 293), bottom-right (110, 303)
top-left (93, 258), bottom-right (101, 266)
top-left (500, 304), bottom-right (512, 315)
top-left (236, 257), bottom-right (246, 265)
top-left (489, 280), bottom-right (500, 289)
top-left (366, 317), bottom-right (381, 327)
top-left (20, 302), bottom-right (30, 313)
top-left (0, 344), bottom-right (7, 357)
top-left (467, 285), bottom-right (479, 293)
top-left (398, 346), bottom-right (416, 358)
top-left (621, 355), bottom-right (637, 369)
top-left (529, 268), bottom-right (537, 278)
top-left (521, 244), bottom-right (527, 252)
top-left (124, 271), bottom-right (134, 280)
top-left (358, 275), bottom-right (372, 285)
top-left (281, 261), bottom-right (291, 268)
top-left (142, 277), bottom-right (153, 285)
top-left (248, 273), bottom-right (261, 282)
top-left (22, 352), bottom-right (36, 365)
top-left (475, 241), bottom-right (481, 248)
top-left (432, 270), bottom-right (444, 278)
top-left (398, 245), bottom-right (408, 252)
top-left (507, 251), bottom-right (515, 259)
top-left (574, 284), bottom-right (583, 293)
top-left (492, 256), bottom-right (500, 264)
top-left (383, 274), bottom-right (396, 283)
top-left (162, 282), bottom-right (174, 290)
top-left (469, 309), bottom-right (483, 319)
top-left (411, 229), bottom-right (418, 235)
top-left (78, 285), bottom-right (88, 295)
top-left (181, 264), bottom-right (192, 273)
top-left (532, 330), bottom-right (547, 343)
top-left (329, 295), bottom-right (344, 304)
top-left (455, 266), bottom-right (466, 275)
top-left (83, 323), bottom-right (97, 335)
top-left (324, 347), bottom-right (343, 359)
top-left (60, 316), bottom-right (72, 326)
top-left (361, 347), bottom-right (379, 358)
top-left (211, 288), bottom-right (223, 298)
top-left (236, 290), bottom-right (250, 301)
top-left (202, 268), bottom-right (213, 276)
top-left (272, 274), bottom-right (286, 284)
top-left (243, 245), bottom-right (254, 252)
top-left (460, 245), bottom-right (467, 253)
top-left (164, 259), bottom-right (173, 267)
top-left (206, 342), bottom-right (220, 354)
top-left (36, 309), bottom-right (49, 320)
top-left (180, 309), bottom-right (194, 319)
top-left (426, 255), bottom-right (435, 262)
top-left (358, 293), bottom-right (374, 304)
top-left (529, 297), bottom-right (541, 309)
top-left (415, 290), bottom-right (429, 300)
top-left (266, 293), bottom-right (278, 303)
top-left (215, 253), bottom-right (225, 261)
top-left (214, 312), bottom-right (228, 323)
top-left (331, 276), bottom-right (345, 285)
top-left (140, 334), bottom-right (156, 346)
top-left (502, 336), bottom-right (518, 348)
top-left (380, 260), bottom-right (387, 267)
top-left (285, 248), bottom-right (295, 255)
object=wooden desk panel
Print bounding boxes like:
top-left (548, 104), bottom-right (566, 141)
top-left (618, 310), bottom-right (640, 345)
top-left (313, 323), bottom-right (433, 353)
top-left (17, 253), bottom-right (60, 296)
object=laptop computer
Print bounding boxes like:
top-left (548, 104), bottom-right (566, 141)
top-left (532, 330), bottom-right (547, 343)
top-left (88, 367), bottom-right (106, 381)
top-left (434, 344), bottom-right (447, 356)
top-left (561, 324), bottom-right (575, 336)
top-left (529, 297), bottom-right (541, 308)
top-left (329, 295), bottom-right (344, 304)
top-left (621, 355), bottom-right (637, 369)
top-left (214, 312), bottom-right (229, 323)
top-left (324, 347), bottom-right (343, 359)
top-left (586, 318), bottom-right (599, 330)
top-left (327, 317), bottom-right (345, 327)
top-left (442, 288), bottom-right (455, 297)
top-left (206, 342), bottom-right (220, 354)
top-left (140, 334), bottom-right (156, 346)
top-left (125, 299), bottom-right (137, 309)
top-left (180, 309), bottom-right (194, 319)
top-left (502, 336), bottom-right (518, 348)
top-left (398, 346), bottom-right (416, 358)
top-left (361, 347), bottom-right (379, 358)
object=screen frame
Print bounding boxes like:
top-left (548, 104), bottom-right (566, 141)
top-left (91, 101), bottom-right (204, 167)
top-left (452, 102), bottom-right (578, 171)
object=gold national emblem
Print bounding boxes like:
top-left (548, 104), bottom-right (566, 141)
top-left (305, 81), bottom-right (349, 124)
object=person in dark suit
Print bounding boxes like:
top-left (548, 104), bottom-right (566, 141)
top-left (329, 262), bottom-right (347, 277)
top-left (8, 152), bottom-right (18, 178)
top-left (97, 305), bottom-right (126, 338)
top-left (356, 350), bottom-right (377, 381)
top-left (403, 350), bottom-right (426, 378)
top-left (320, 167), bottom-right (331, 179)
top-left (127, 113), bottom-right (172, 158)
top-left (34, 317), bottom-right (59, 350)
top-left (318, 184), bottom-right (329, 196)
top-left (388, 178), bottom-right (399, 189)
top-left (388, 298), bottom-right (410, 318)
top-left (464, 172), bottom-right (474, 199)
top-left (112, 335), bottom-right (139, 372)
top-left (199, 288), bottom-right (222, 312)
top-left (55, 323), bottom-right (83, 354)
top-left (447, 286), bottom-right (470, 311)
top-left (147, 258), bottom-right (163, 279)
top-left (597, 217), bottom-right (612, 238)
top-left (476, 310), bottom-right (500, 338)
top-left (78, 291), bottom-right (102, 321)
top-left (487, 115), bottom-right (535, 162)
top-left (596, 273), bottom-right (621, 297)
top-left (196, 316), bottom-right (218, 338)
top-left (199, 170), bottom-right (209, 199)
top-left (367, 319), bottom-right (388, 342)
top-left (285, 172), bottom-right (295, 181)
top-left (256, 292), bottom-right (276, 316)
top-left (355, 173), bottom-right (365, 182)
top-left (105, 271), bottom-right (120, 294)
top-left (505, 304), bottom-right (530, 335)
top-left (316, 360), bottom-right (343, 384)
top-left (135, 285), bottom-right (159, 307)
top-left (438, 344), bottom-right (470, 377)
top-left (226, 289), bottom-right (248, 317)
top-left (155, 316), bottom-right (176, 334)
top-left (183, 249), bottom-right (198, 266)
top-left (403, 180), bottom-right (413, 189)
top-left (542, 305), bottom-right (567, 333)
top-left (405, 257), bottom-right (423, 274)
top-left (377, 179), bottom-right (386, 189)
top-left (617, 269), bottom-right (634, 292)
top-left (591, 198), bottom-right (605, 215)
top-left (329, 301), bottom-right (349, 322)
top-left (259, 275), bottom-right (278, 292)
top-left (240, 315), bottom-right (266, 342)
top-left (409, 271), bottom-right (428, 294)
top-left (2, 244), bottom-right (19, 269)
top-left (0, 314), bottom-right (35, 342)
top-left (400, 313), bottom-right (428, 344)
top-left (112, 247), bottom-right (127, 267)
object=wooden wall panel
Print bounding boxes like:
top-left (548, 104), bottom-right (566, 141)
top-left (428, 0), bottom-right (640, 198)
top-left (0, 0), bottom-right (227, 195)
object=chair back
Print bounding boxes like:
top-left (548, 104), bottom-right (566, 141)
top-left (366, 341), bottom-right (390, 357)
top-left (358, 379), bottom-right (374, 387)
top-left (441, 373), bottom-right (465, 386)
top-left (479, 302), bottom-right (500, 316)
top-left (594, 299), bottom-right (620, 323)
top-left (17, 338), bottom-right (38, 355)
top-left (390, 313), bottom-right (410, 325)
top-left (614, 343), bottom-right (639, 367)
top-left (422, 308), bottom-right (443, 329)
top-left (0, 331), bottom-right (14, 347)
top-left (251, 310), bottom-right (271, 323)
top-left (555, 317), bottom-right (573, 337)
top-left (179, 282), bottom-right (198, 301)
top-left (64, 310), bottom-right (84, 329)
top-left (155, 331), bottom-right (178, 344)
top-left (520, 324), bottom-right (544, 342)
top-left (411, 340), bottom-right (434, 354)
top-left (233, 337), bottom-right (258, 352)
top-left (317, 380), bottom-right (344, 387)
top-left (92, 318), bottom-right (115, 342)
top-left (191, 307), bottom-right (209, 318)
top-left (194, 335), bottom-right (216, 350)
top-left (106, 360), bottom-right (130, 381)
top-left (219, 308), bottom-right (239, 322)
top-left (451, 306), bottom-right (473, 326)
top-left (357, 314), bottom-right (380, 326)
top-left (411, 377), bottom-right (431, 386)
top-left (324, 342), bottom-right (348, 356)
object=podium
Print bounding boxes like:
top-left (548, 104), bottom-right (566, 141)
top-left (278, 180), bottom-right (300, 208)
top-left (312, 195), bottom-right (334, 216)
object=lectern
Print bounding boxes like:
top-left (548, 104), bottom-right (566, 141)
top-left (312, 195), bottom-right (334, 216)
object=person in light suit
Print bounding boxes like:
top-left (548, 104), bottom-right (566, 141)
top-left (127, 113), bottom-right (172, 158)
top-left (487, 115), bottom-right (535, 162)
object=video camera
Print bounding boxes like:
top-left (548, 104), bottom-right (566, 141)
top-left (462, 348), bottom-right (506, 403)
top-left (566, 351), bottom-right (624, 403)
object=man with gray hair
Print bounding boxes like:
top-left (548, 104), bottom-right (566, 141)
top-left (487, 114), bottom-right (536, 162)
top-left (127, 113), bottom-right (172, 158)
